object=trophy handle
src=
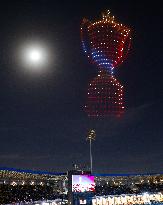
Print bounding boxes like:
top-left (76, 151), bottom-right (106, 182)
top-left (80, 18), bottom-right (92, 62)
top-left (117, 32), bottom-right (132, 67)
top-left (123, 32), bottom-right (132, 61)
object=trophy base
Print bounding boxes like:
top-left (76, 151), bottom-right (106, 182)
top-left (84, 70), bottom-right (124, 117)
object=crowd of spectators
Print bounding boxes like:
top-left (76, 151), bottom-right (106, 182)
top-left (1, 182), bottom-right (163, 204)
top-left (0, 184), bottom-right (65, 204)
top-left (95, 183), bottom-right (163, 196)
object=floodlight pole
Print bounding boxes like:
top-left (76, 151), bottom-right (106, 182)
top-left (89, 138), bottom-right (93, 173)
top-left (86, 130), bottom-right (96, 174)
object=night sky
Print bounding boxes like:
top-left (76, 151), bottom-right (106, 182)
top-left (0, 0), bottom-right (162, 174)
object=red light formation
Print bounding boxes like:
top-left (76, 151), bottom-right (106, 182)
top-left (81, 11), bottom-right (131, 73)
top-left (81, 10), bottom-right (131, 117)
top-left (85, 70), bottom-right (124, 117)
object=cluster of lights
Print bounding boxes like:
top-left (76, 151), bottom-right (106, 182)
top-left (95, 174), bottom-right (163, 186)
top-left (81, 10), bottom-right (131, 74)
top-left (92, 192), bottom-right (163, 205)
top-left (0, 170), bottom-right (50, 180)
top-left (84, 70), bottom-right (124, 117)
top-left (10, 180), bottom-right (44, 186)
top-left (0, 169), bottom-right (66, 184)
top-left (81, 10), bottom-right (131, 117)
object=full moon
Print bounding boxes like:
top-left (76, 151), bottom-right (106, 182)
top-left (18, 41), bottom-right (53, 73)
top-left (28, 49), bottom-right (42, 63)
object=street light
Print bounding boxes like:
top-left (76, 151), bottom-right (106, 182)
top-left (86, 129), bottom-right (96, 173)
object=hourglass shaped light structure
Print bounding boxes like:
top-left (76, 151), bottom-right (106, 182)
top-left (81, 10), bottom-right (131, 117)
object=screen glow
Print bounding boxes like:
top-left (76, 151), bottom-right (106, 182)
top-left (72, 175), bottom-right (95, 192)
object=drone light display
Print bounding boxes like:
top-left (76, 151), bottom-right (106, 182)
top-left (81, 10), bottom-right (131, 117)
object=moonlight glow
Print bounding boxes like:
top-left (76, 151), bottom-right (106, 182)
top-left (18, 42), bottom-right (53, 73)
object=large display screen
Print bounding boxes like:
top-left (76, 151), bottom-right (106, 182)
top-left (72, 175), bottom-right (95, 192)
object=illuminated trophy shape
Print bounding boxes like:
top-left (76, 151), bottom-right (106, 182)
top-left (81, 10), bottom-right (131, 117)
